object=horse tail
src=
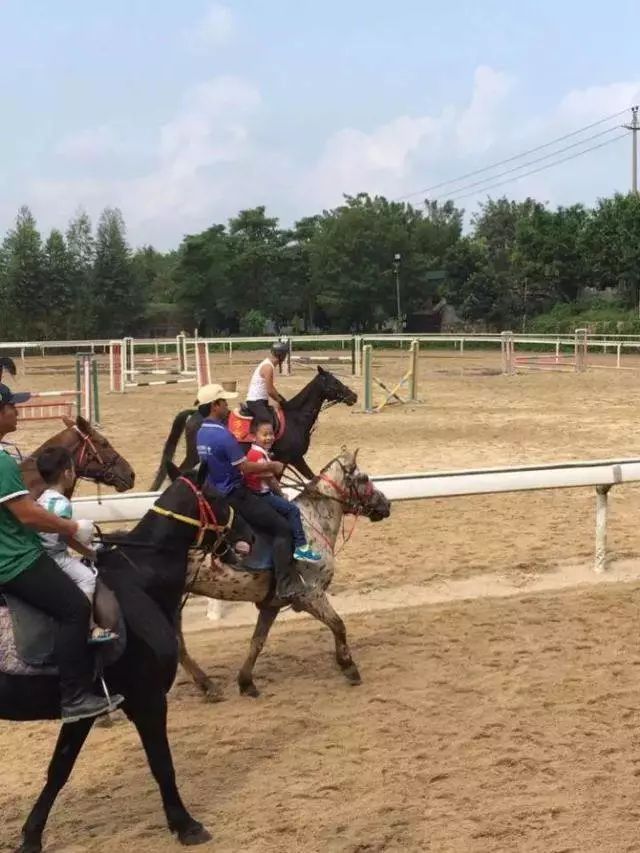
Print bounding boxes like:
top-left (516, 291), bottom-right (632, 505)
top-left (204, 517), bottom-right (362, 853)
top-left (150, 408), bottom-right (195, 491)
top-left (0, 357), bottom-right (17, 382)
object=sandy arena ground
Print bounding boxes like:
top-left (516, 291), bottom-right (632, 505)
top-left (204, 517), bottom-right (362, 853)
top-left (3, 346), bottom-right (640, 852)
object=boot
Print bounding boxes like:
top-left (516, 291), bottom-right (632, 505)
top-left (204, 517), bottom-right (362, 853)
top-left (61, 688), bottom-right (124, 724)
top-left (274, 566), bottom-right (307, 601)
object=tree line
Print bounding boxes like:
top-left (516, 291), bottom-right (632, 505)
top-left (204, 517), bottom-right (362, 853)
top-left (1, 191), bottom-right (640, 342)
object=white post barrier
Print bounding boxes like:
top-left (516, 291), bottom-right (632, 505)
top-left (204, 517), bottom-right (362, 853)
top-left (71, 457), bottom-right (640, 574)
top-left (501, 331), bottom-right (514, 375)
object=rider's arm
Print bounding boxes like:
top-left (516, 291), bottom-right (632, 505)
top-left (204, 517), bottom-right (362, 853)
top-left (6, 495), bottom-right (80, 538)
top-left (260, 363), bottom-right (285, 404)
top-left (239, 459), bottom-right (283, 476)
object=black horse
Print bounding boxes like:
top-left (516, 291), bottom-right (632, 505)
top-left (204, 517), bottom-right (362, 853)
top-left (150, 366), bottom-right (358, 490)
top-left (0, 464), bottom-right (251, 852)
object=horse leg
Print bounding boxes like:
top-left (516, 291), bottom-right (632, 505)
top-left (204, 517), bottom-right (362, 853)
top-left (17, 719), bottom-right (94, 853)
top-left (126, 696), bottom-right (211, 846)
top-left (237, 604), bottom-right (280, 697)
top-left (177, 611), bottom-right (224, 703)
top-left (300, 593), bottom-right (362, 685)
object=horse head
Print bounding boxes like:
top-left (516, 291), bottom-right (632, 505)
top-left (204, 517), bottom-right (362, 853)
top-left (316, 366), bottom-right (358, 407)
top-left (316, 448), bottom-right (391, 522)
top-left (21, 416), bottom-right (135, 498)
top-left (60, 416), bottom-right (135, 493)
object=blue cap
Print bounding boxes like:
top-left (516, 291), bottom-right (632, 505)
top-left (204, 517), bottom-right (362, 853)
top-left (0, 384), bottom-right (30, 405)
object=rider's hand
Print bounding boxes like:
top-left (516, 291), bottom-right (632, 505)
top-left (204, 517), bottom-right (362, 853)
top-left (73, 519), bottom-right (96, 547)
top-left (270, 461), bottom-right (285, 478)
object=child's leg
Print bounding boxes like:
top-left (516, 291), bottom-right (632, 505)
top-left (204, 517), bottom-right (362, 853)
top-left (262, 492), bottom-right (307, 548)
top-left (54, 554), bottom-right (97, 601)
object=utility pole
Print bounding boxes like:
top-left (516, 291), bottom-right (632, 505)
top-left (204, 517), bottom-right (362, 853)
top-left (393, 253), bottom-right (402, 332)
top-left (624, 105), bottom-right (639, 194)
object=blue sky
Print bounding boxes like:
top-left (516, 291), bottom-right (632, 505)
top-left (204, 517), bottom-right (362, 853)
top-left (1, 0), bottom-right (639, 248)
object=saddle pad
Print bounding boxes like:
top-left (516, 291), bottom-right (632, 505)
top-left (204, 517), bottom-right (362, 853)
top-left (0, 579), bottom-right (127, 677)
top-left (228, 409), bottom-right (286, 443)
top-left (4, 593), bottom-right (56, 666)
top-left (0, 606), bottom-right (57, 676)
top-left (240, 531), bottom-right (274, 571)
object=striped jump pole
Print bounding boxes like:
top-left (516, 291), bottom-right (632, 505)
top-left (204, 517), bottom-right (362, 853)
top-left (363, 344), bottom-right (373, 412)
top-left (109, 340), bottom-right (125, 393)
top-left (195, 340), bottom-right (212, 386)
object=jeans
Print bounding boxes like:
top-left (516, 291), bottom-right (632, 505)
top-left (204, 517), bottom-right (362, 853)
top-left (260, 491), bottom-right (306, 548)
top-left (2, 552), bottom-right (93, 700)
top-left (226, 485), bottom-right (294, 586)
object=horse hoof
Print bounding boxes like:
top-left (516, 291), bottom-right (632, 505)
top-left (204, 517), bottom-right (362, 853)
top-left (342, 663), bottom-right (362, 685)
top-left (177, 822), bottom-right (212, 846)
top-left (15, 837), bottom-right (41, 853)
top-left (238, 680), bottom-right (260, 698)
top-left (202, 686), bottom-right (226, 704)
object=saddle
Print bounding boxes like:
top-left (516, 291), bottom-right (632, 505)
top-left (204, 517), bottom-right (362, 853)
top-left (228, 407), bottom-right (286, 444)
top-left (0, 579), bottom-right (126, 677)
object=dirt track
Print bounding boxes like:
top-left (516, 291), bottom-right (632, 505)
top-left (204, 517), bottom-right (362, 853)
top-left (3, 349), bottom-right (640, 852)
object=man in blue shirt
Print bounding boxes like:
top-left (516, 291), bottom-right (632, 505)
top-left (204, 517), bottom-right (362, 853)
top-left (196, 384), bottom-right (306, 600)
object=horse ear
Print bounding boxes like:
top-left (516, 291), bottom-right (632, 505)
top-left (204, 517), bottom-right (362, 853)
top-left (75, 415), bottom-right (92, 433)
top-left (354, 447), bottom-right (360, 464)
top-left (166, 461), bottom-right (180, 483)
top-left (196, 463), bottom-right (207, 488)
top-left (317, 366), bottom-right (326, 375)
top-left (62, 416), bottom-right (75, 429)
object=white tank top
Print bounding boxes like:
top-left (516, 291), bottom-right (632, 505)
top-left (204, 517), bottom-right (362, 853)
top-left (247, 358), bottom-right (272, 401)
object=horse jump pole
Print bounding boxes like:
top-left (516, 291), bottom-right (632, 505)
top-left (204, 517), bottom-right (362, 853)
top-left (503, 328), bottom-right (588, 375)
top-left (362, 340), bottom-right (420, 413)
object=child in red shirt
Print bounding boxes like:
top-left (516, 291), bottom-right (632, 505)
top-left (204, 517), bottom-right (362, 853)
top-left (244, 421), bottom-right (322, 564)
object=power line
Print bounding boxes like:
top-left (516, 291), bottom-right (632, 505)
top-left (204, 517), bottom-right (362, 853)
top-left (446, 131), bottom-right (629, 204)
top-left (396, 106), bottom-right (631, 202)
top-left (433, 125), bottom-right (622, 201)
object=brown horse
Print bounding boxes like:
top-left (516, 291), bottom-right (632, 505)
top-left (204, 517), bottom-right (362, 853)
top-left (18, 416), bottom-right (135, 498)
top-left (177, 449), bottom-right (391, 700)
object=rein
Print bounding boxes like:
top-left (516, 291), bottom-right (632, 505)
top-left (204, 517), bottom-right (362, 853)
top-left (150, 476), bottom-right (234, 549)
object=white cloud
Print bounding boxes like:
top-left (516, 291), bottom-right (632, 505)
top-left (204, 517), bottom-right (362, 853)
top-left (30, 74), bottom-right (261, 245)
top-left (185, 2), bottom-right (234, 51)
top-left (18, 66), bottom-right (640, 249)
top-left (56, 126), bottom-right (122, 160)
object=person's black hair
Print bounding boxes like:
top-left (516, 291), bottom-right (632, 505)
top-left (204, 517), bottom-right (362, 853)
top-left (251, 418), bottom-right (272, 435)
top-left (36, 446), bottom-right (74, 485)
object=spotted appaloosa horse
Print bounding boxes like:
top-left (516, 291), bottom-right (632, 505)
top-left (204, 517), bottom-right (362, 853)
top-left (177, 449), bottom-right (391, 701)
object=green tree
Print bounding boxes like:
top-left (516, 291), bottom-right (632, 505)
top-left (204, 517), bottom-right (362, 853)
top-left (580, 193), bottom-right (640, 306)
top-left (93, 208), bottom-right (140, 336)
top-left (42, 229), bottom-right (73, 337)
top-left (66, 210), bottom-right (96, 337)
top-left (1, 206), bottom-right (45, 338)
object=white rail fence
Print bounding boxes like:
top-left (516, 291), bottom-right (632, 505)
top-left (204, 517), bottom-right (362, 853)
top-left (71, 458), bottom-right (640, 574)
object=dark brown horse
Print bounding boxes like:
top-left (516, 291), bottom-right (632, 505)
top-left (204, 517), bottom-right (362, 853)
top-left (0, 356), bottom-right (134, 496)
top-left (150, 367), bottom-right (358, 489)
top-left (19, 415), bottom-right (135, 498)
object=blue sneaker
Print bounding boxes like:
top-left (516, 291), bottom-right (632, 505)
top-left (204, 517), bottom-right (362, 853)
top-left (293, 545), bottom-right (323, 564)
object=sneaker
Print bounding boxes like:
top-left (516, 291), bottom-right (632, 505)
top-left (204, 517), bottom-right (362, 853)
top-left (293, 545), bottom-right (323, 564)
top-left (61, 691), bottom-right (124, 724)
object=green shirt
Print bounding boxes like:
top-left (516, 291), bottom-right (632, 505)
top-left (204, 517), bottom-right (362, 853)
top-left (0, 448), bottom-right (43, 584)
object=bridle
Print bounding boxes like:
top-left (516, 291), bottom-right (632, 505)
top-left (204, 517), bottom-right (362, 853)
top-left (150, 475), bottom-right (234, 551)
top-left (70, 425), bottom-right (128, 490)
